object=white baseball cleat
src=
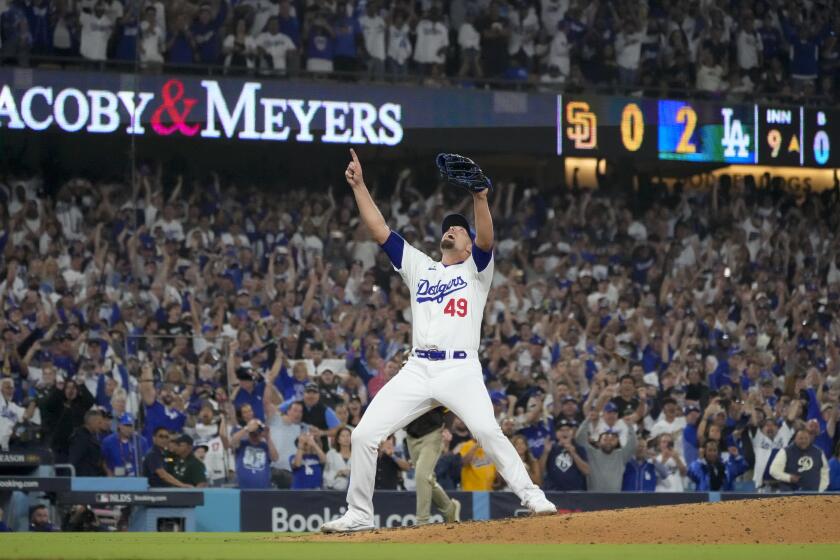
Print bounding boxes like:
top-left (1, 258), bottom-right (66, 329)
top-left (524, 493), bottom-right (557, 516)
top-left (320, 511), bottom-right (374, 533)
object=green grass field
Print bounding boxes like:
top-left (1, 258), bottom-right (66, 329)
top-left (0, 534), bottom-right (836, 560)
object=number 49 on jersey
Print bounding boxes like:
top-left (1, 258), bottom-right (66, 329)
top-left (443, 298), bottom-right (467, 317)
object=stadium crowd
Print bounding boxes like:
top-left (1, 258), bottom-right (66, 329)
top-left (0, 0), bottom-right (838, 101)
top-left (1, 161), bottom-right (840, 496)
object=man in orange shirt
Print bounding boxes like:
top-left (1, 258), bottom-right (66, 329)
top-left (457, 438), bottom-right (496, 491)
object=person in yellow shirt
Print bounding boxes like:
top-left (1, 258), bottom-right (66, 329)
top-left (457, 439), bottom-right (496, 491)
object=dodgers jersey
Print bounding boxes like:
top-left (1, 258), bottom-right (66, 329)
top-left (381, 231), bottom-right (493, 352)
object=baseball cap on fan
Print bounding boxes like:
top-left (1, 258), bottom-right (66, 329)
top-left (441, 214), bottom-right (476, 241)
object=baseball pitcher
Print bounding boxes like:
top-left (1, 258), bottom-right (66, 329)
top-left (320, 150), bottom-right (556, 532)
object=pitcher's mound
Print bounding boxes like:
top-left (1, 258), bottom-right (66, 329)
top-left (309, 495), bottom-right (840, 544)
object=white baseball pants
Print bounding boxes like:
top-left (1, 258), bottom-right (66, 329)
top-left (346, 355), bottom-right (540, 521)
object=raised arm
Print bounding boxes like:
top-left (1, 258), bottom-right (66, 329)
top-left (472, 189), bottom-right (493, 251)
top-left (344, 149), bottom-right (391, 244)
top-left (263, 354), bottom-right (284, 420)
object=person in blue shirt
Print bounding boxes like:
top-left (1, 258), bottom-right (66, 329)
top-left (290, 431), bottom-right (326, 489)
top-left (622, 438), bottom-right (666, 492)
top-left (641, 330), bottom-right (671, 375)
top-left (804, 386), bottom-right (837, 457)
top-left (228, 343), bottom-right (267, 421)
top-left (277, 0), bottom-right (300, 46)
top-left (166, 12), bottom-right (197, 65)
top-left (517, 391), bottom-right (553, 459)
top-left (276, 360), bottom-right (309, 402)
top-left (687, 439), bottom-right (747, 491)
top-left (540, 419), bottom-right (589, 491)
top-left (23, 0), bottom-right (50, 55)
top-left (231, 366), bottom-right (266, 422)
top-left (303, 11), bottom-right (335, 73)
top-left (113, 10), bottom-right (140, 62)
top-left (139, 364), bottom-right (187, 440)
top-left (191, 0), bottom-right (228, 65)
top-left (101, 413), bottom-right (149, 477)
top-left (828, 442), bottom-right (840, 491)
top-left (682, 405), bottom-right (701, 465)
top-left (230, 419), bottom-right (279, 489)
top-left (757, 12), bottom-right (783, 62)
top-left (331, 0), bottom-right (359, 75)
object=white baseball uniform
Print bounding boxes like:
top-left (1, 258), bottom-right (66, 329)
top-left (345, 230), bottom-right (543, 522)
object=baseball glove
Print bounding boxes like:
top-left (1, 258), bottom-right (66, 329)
top-left (436, 153), bottom-right (493, 193)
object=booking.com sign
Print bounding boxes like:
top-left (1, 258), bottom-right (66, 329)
top-left (0, 78), bottom-right (404, 145)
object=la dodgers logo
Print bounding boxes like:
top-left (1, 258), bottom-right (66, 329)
top-left (416, 276), bottom-right (468, 303)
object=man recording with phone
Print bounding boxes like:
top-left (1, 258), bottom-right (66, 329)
top-left (230, 418), bottom-right (279, 489)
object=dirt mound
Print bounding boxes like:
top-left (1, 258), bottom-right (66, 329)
top-left (305, 496), bottom-right (840, 544)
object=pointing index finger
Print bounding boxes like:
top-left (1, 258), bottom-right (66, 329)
top-left (350, 148), bottom-right (360, 166)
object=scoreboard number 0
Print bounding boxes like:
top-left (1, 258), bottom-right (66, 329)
top-left (676, 106), bottom-right (698, 154)
top-left (814, 130), bottom-right (830, 165)
top-left (620, 103), bottom-right (644, 152)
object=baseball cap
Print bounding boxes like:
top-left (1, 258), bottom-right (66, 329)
top-left (174, 434), bottom-right (194, 446)
top-left (561, 395), bottom-right (578, 404)
top-left (599, 427), bottom-right (619, 438)
top-left (118, 413), bottom-right (136, 426)
top-left (684, 404), bottom-right (701, 415)
top-left (235, 366), bottom-right (254, 381)
top-left (304, 382), bottom-right (320, 393)
top-left (441, 214), bottom-right (476, 241)
top-left (194, 440), bottom-right (210, 452)
top-left (556, 418), bottom-right (578, 429)
top-left (604, 402), bottom-right (619, 413)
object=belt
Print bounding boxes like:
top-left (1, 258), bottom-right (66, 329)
top-left (413, 349), bottom-right (470, 360)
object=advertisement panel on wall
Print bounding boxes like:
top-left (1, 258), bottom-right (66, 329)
top-left (239, 490), bottom-right (710, 532)
top-left (240, 490), bottom-right (475, 532)
top-left (0, 68), bottom-right (553, 149)
top-left (4, 68), bottom-right (837, 167)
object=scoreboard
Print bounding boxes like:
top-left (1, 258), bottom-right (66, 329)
top-left (557, 95), bottom-right (838, 168)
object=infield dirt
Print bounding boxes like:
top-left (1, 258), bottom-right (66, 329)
top-left (307, 495), bottom-right (840, 544)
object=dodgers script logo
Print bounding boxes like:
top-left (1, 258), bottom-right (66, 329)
top-left (416, 277), bottom-right (467, 303)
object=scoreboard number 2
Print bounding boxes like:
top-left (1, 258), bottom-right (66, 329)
top-left (620, 103), bottom-right (644, 152)
top-left (675, 106), bottom-right (697, 154)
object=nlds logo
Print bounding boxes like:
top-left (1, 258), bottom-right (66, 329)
top-left (721, 108), bottom-right (750, 158)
